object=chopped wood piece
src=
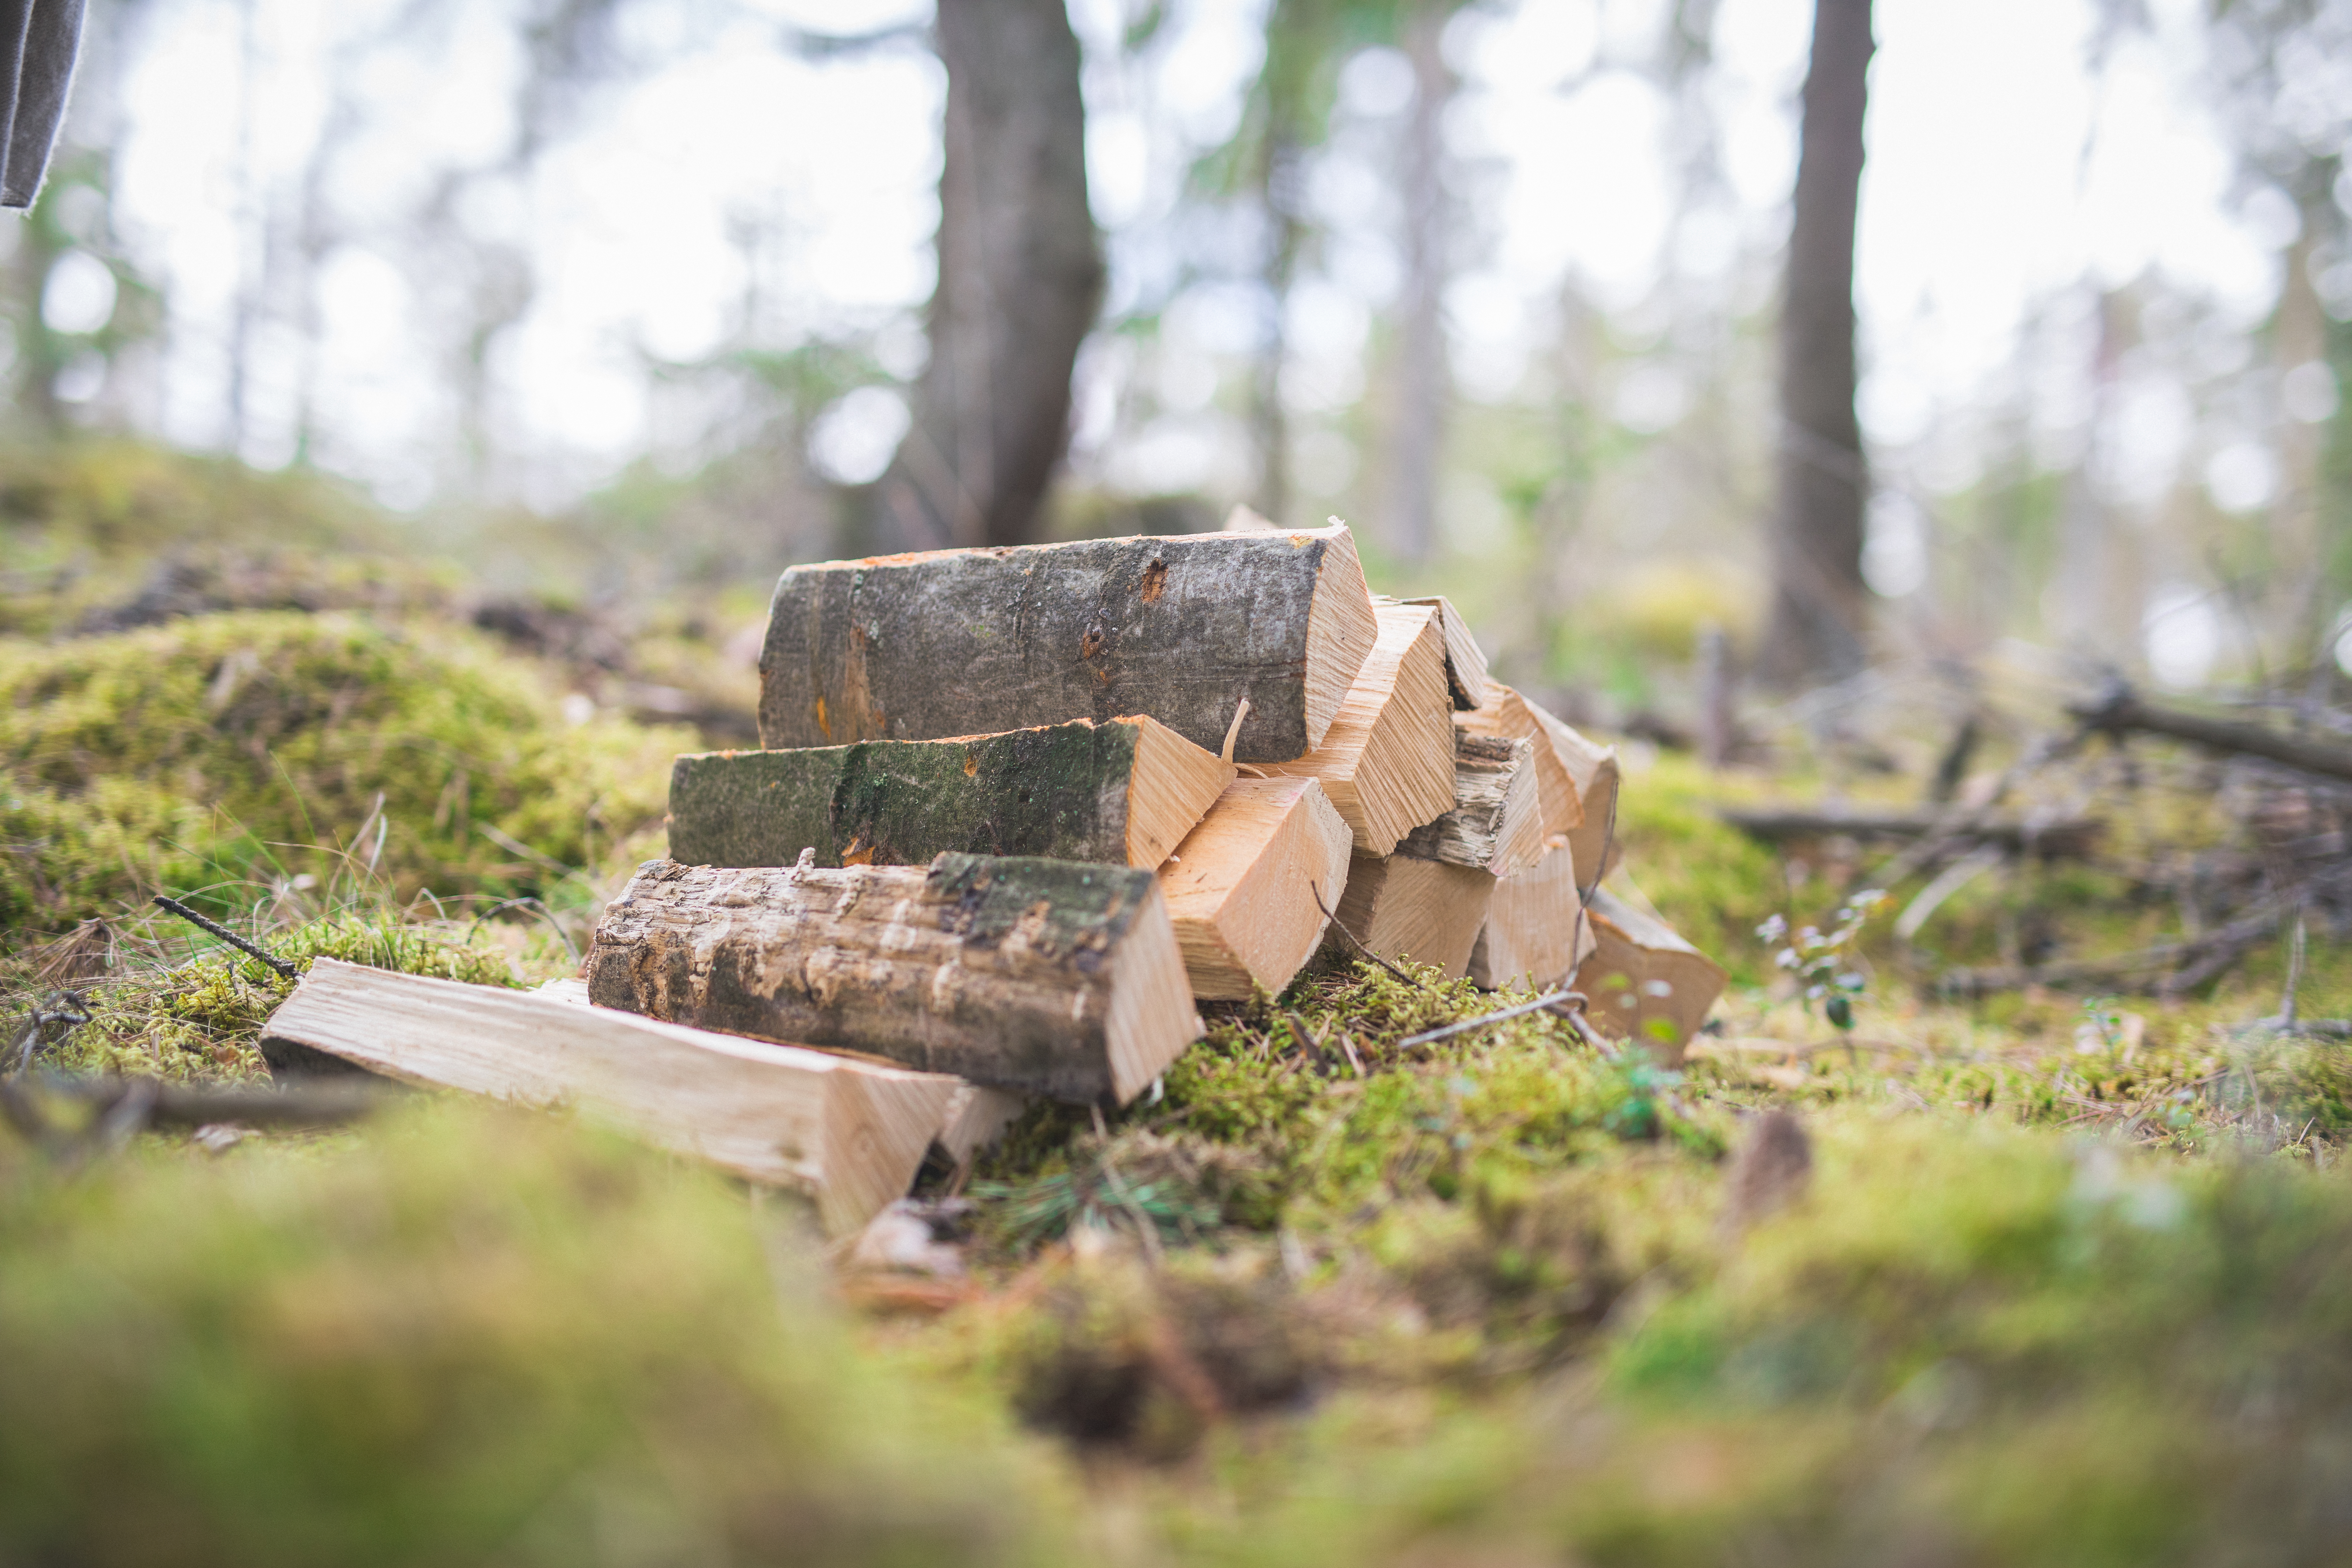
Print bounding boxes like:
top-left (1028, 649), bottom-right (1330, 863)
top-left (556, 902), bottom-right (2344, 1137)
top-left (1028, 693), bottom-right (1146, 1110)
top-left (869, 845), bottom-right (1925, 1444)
top-left (1576, 886), bottom-right (1727, 1064)
top-left (1396, 732), bottom-right (1544, 876)
top-left (757, 521), bottom-right (1379, 764)
top-left (1156, 776), bottom-right (1353, 1000)
top-left (1719, 803), bottom-right (2103, 859)
top-left (1394, 594), bottom-right (1489, 710)
top-left (937, 1085), bottom-right (1030, 1169)
top-left (1262, 602), bottom-right (1456, 855)
top-left (1468, 838), bottom-right (1594, 991)
top-left (1457, 684), bottom-right (1618, 882)
top-left (260, 959), bottom-right (961, 1236)
top-left (667, 715), bottom-right (1232, 872)
top-left (587, 854), bottom-right (1199, 1106)
top-left (1322, 851), bottom-right (1494, 979)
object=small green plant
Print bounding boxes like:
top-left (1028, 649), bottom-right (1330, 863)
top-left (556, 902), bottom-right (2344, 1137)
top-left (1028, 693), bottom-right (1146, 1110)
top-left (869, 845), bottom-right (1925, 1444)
top-left (1757, 889), bottom-right (1889, 1032)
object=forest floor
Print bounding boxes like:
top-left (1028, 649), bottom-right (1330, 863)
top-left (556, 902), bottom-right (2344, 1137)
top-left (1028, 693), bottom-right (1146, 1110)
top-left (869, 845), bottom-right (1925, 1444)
top-left (5, 443), bottom-right (2351, 1566)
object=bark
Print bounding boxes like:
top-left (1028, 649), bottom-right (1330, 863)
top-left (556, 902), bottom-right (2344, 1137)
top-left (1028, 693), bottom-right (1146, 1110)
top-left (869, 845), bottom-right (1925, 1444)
top-left (1389, 0), bottom-right (1452, 564)
top-left (1395, 732), bottom-right (1543, 875)
top-left (1759, 0), bottom-right (1874, 685)
top-left (667, 717), bottom-right (1231, 872)
top-left (757, 522), bottom-right (1379, 764)
top-left (869, 0), bottom-right (1101, 551)
top-left (587, 854), bottom-right (1199, 1106)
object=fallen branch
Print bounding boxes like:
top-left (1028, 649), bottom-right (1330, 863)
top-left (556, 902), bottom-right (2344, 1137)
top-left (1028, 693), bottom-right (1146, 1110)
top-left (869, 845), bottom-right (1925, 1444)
top-left (1719, 805), bottom-right (2102, 859)
top-left (2070, 685), bottom-right (2352, 785)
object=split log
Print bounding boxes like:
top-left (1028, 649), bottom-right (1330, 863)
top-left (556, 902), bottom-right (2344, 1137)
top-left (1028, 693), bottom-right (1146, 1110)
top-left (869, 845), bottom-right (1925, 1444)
top-left (1389, 593), bottom-right (1489, 709)
top-left (667, 715), bottom-right (1232, 871)
top-left (260, 958), bottom-right (961, 1236)
top-left (1262, 602), bottom-right (1456, 855)
top-left (1396, 732), bottom-right (1544, 876)
top-left (1720, 803), bottom-right (2103, 859)
top-left (2070, 685), bottom-right (2352, 785)
top-left (757, 521), bottom-right (1379, 764)
top-left (1468, 838), bottom-right (1593, 991)
top-left (1460, 685), bottom-right (1619, 884)
top-left (1324, 851), bottom-right (1495, 979)
top-left (1157, 776), bottom-right (1353, 1000)
top-left (587, 854), bottom-right (1198, 1106)
top-left (1576, 886), bottom-right (1726, 1064)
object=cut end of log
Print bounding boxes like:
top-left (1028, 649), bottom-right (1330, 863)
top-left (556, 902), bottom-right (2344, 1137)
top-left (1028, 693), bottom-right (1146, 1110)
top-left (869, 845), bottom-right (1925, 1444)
top-left (1396, 594), bottom-right (1490, 710)
top-left (1267, 602), bottom-right (1456, 856)
top-left (1122, 715), bottom-right (1240, 868)
top-left (1576, 884), bottom-right (1727, 1064)
top-left (1468, 837), bottom-right (1593, 993)
top-left (1302, 521), bottom-right (1381, 753)
top-left (1324, 850), bottom-right (1495, 979)
top-left (1157, 775), bottom-right (1354, 1000)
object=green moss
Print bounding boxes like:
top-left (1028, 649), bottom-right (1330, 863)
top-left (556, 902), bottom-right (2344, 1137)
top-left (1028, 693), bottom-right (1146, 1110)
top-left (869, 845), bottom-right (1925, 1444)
top-left (0, 610), bottom-right (685, 941)
top-left (0, 1100), bottom-right (1072, 1566)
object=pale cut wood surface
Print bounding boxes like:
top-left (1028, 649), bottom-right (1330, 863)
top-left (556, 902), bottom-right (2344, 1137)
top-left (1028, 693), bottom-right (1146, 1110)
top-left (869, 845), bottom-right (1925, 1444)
top-left (587, 853), bottom-right (1198, 1106)
top-left (666, 716), bottom-right (1231, 871)
top-left (1262, 603), bottom-right (1455, 856)
top-left (1394, 594), bottom-right (1489, 710)
top-left (757, 522), bottom-right (1378, 764)
top-left (1395, 732), bottom-right (1543, 876)
top-left (1455, 684), bottom-right (1587, 844)
top-left (1528, 702), bottom-right (1621, 888)
top-left (1156, 776), bottom-right (1353, 1000)
top-left (1577, 885), bottom-right (1726, 1064)
top-left (1468, 838), bottom-right (1595, 992)
top-left (1324, 851), bottom-right (1493, 979)
top-left (261, 959), bottom-right (960, 1237)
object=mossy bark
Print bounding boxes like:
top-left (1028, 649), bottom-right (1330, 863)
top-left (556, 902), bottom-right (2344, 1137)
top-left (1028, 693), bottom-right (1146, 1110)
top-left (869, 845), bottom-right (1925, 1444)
top-left (760, 529), bottom-right (1342, 763)
top-left (668, 720), bottom-right (1138, 869)
top-left (586, 853), bottom-right (1186, 1104)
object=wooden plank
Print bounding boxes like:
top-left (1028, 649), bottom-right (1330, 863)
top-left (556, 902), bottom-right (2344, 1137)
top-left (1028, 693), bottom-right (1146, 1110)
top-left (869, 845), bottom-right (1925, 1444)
top-left (757, 521), bottom-right (1379, 764)
top-left (667, 715), bottom-right (1233, 871)
top-left (1156, 776), bottom-right (1353, 1000)
top-left (260, 959), bottom-right (961, 1237)
top-left (1393, 594), bottom-right (1489, 710)
top-left (1395, 731), bottom-right (1544, 876)
top-left (1323, 850), bottom-right (1494, 980)
top-left (1262, 602), bottom-right (1456, 855)
top-left (1468, 838), bottom-right (1594, 992)
top-left (1576, 886), bottom-right (1727, 1064)
top-left (587, 853), bottom-right (1199, 1106)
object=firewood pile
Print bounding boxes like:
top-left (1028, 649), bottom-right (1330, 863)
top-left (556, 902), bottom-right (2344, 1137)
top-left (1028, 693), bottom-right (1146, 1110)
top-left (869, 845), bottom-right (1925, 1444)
top-left (259, 521), bottom-right (1726, 1233)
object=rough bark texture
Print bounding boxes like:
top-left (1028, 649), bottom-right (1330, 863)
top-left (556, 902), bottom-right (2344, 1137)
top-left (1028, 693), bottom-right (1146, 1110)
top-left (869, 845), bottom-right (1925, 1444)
top-left (261, 959), bottom-right (961, 1237)
top-left (587, 854), bottom-right (1198, 1106)
top-left (667, 717), bottom-right (1230, 871)
top-left (758, 522), bottom-right (1378, 763)
top-left (1577, 886), bottom-right (1728, 1065)
top-left (1396, 732), bottom-right (1542, 876)
top-left (867, 0), bottom-right (1101, 552)
top-left (1759, 0), bottom-right (1874, 686)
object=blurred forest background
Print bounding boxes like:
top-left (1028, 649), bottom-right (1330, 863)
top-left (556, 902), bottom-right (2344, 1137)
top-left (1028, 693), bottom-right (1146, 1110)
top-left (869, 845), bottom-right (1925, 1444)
top-left (4, 0), bottom-right (2350, 725)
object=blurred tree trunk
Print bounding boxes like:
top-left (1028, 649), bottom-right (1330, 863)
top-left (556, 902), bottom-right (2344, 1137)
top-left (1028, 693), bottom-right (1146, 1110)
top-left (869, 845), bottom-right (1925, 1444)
top-left (1247, 136), bottom-right (1304, 525)
top-left (1390, 0), bottom-right (1451, 564)
top-left (1759, 0), bottom-right (1873, 686)
top-left (869, 0), bottom-right (1101, 552)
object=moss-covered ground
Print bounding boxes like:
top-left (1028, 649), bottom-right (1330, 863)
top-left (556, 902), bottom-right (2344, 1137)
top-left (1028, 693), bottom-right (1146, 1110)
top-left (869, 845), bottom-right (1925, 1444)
top-left (6, 444), bottom-right (2352, 1563)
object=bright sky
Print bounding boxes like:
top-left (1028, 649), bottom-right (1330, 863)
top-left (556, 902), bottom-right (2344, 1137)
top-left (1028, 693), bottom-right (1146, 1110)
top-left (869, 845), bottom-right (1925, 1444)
top-left (74, 0), bottom-right (2311, 524)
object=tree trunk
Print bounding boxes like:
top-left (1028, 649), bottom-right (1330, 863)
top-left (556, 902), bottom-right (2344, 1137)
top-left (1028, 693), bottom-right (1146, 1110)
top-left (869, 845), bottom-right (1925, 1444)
top-left (1390, 0), bottom-right (1451, 564)
top-left (870, 0), bottom-right (1101, 552)
top-left (1759, 0), bottom-right (1874, 686)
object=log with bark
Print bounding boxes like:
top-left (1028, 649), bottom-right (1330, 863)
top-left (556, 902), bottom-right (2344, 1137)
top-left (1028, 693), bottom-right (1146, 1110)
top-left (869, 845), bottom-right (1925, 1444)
top-left (1156, 776), bottom-right (1353, 1000)
top-left (757, 521), bottom-right (1379, 764)
top-left (1324, 850), bottom-right (1496, 980)
top-left (1467, 838), bottom-right (1593, 992)
top-left (260, 958), bottom-right (964, 1236)
top-left (1719, 803), bottom-right (2104, 859)
top-left (1576, 886), bottom-right (1727, 1063)
top-left (587, 854), bottom-right (1198, 1106)
top-left (1395, 731), bottom-right (1543, 876)
top-left (667, 715), bottom-right (1233, 871)
top-left (1261, 601), bottom-right (1457, 855)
